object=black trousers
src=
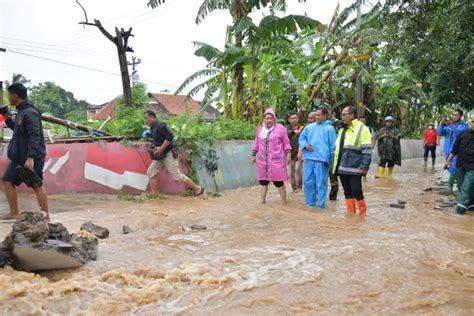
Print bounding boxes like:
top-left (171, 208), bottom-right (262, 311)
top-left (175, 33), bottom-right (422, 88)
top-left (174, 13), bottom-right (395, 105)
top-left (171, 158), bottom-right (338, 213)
top-left (339, 174), bottom-right (364, 200)
top-left (329, 172), bottom-right (339, 200)
top-left (424, 145), bottom-right (436, 161)
top-left (259, 180), bottom-right (284, 188)
top-left (379, 159), bottom-right (395, 168)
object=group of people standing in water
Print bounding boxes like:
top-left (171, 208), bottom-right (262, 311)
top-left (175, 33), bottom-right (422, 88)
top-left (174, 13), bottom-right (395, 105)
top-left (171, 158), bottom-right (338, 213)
top-left (252, 105), bottom-right (474, 217)
top-left (2, 84), bottom-right (470, 221)
top-left (252, 105), bottom-right (380, 217)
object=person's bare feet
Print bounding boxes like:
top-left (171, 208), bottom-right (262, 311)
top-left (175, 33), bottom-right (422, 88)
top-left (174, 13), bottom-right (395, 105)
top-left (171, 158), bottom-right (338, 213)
top-left (195, 186), bottom-right (205, 196)
top-left (0, 213), bottom-right (19, 221)
top-left (41, 211), bottom-right (51, 222)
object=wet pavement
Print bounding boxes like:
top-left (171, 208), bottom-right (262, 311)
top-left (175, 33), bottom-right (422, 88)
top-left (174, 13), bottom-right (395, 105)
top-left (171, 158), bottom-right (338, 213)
top-left (0, 158), bottom-right (473, 315)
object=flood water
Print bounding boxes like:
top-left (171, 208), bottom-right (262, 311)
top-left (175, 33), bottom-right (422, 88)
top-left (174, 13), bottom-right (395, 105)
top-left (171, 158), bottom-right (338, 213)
top-left (1, 158), bottom-right (473, 315)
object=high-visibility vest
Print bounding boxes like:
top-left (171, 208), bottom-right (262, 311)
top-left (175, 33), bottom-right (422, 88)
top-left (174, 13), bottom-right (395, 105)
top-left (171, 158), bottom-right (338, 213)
top-left (333, 119), bottom-right (373, 175)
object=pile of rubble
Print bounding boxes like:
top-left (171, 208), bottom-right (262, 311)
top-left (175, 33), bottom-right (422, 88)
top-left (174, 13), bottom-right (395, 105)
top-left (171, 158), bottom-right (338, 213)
top-left (0, 212), bottom-right (99, 271)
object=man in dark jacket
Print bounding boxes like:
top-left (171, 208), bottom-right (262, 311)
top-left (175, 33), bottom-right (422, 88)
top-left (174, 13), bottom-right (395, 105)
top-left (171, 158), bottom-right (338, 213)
top-left (1, 83), bottom-right (48, 220)
top-left (445, 115), bottom-right (474, 215)
top-left (327, 106), bottom-right (340, 200)
top-left (144, 110), bottom-right (204, 196)
top-left (286, 112), bottom-right (303, 192)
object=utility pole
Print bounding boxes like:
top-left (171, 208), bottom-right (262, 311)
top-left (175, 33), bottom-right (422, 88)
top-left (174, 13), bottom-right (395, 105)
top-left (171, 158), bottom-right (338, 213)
top-left (0, 81), bottom-right (3, 106)
top-left (77, 1), bottom-right (134, 107)
top-left (0, 49), bottom-right (5, 106)
top-left (355, 5), bottom-right (364, 119)
top-left (127, 56), bottom-right (141, 86)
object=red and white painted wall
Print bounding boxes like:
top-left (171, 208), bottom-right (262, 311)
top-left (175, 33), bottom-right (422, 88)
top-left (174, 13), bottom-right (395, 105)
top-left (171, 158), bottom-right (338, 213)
top-left (0, 142), bottom-right (187, 194)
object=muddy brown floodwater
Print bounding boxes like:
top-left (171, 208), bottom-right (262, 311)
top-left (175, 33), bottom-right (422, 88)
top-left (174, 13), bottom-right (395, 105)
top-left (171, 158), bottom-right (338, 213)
top-left (0, 158), bottom-right (473, 315)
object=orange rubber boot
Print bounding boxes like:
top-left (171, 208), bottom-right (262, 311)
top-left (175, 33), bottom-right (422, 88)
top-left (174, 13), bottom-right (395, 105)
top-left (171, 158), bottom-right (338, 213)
top-left (345, 199), bottom-right (356, 215)
top-left (356, 199), bottom-right (367, 217)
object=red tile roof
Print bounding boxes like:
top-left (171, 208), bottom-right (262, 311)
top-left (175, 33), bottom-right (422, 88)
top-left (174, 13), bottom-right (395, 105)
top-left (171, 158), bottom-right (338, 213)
top-left (149, 93), bottom-right (202, 115)
top-left (92, 93), bottom-right (214, 121)
top-left (93, 98), bottom-right (117, 120)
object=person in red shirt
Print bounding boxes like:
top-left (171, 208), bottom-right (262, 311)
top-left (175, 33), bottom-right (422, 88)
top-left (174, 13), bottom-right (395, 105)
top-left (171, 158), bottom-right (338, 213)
top-left (424, 123), bottom-right (439, 167)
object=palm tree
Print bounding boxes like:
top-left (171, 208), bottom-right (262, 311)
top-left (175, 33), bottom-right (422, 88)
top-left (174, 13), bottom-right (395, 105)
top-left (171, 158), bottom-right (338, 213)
top-left (148, 0), bottom-right (309, 119)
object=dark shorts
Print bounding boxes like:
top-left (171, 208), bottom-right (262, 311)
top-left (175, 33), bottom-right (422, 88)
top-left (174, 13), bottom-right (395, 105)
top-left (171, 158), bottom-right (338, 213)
top-left (259, 180), bottom-right (284, 188)
top-left (2, 159), bottom-right (44, 186)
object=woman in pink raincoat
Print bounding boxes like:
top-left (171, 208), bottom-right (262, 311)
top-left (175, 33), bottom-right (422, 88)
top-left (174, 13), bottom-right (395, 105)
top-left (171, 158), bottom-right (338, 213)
top-left (251, 108), bottom-right (292, 204)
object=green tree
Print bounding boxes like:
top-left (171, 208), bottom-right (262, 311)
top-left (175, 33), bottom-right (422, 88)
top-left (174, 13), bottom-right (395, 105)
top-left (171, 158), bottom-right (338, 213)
top-left (148, 0), bottom-right (309, 119)
top-left (105, 83), bottom-right (149, 137)
top-left (5, 73), bottom-right (31, 88)
top-left (29, 82), bottom-right (90, 120)
top-left (381, 0), bottom-right (473, 109)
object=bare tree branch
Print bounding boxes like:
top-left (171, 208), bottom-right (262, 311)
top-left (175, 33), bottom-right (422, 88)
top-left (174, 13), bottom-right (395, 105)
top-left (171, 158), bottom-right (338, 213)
top-left (76, 0), bottom-right (88, 24)
top-left (95, 20), bottom-right (116, 43)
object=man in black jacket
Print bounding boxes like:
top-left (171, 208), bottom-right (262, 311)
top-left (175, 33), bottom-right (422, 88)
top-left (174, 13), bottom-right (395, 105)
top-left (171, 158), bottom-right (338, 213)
top-left (1, 83), bottom-right (48, 220)
top-left (144, 110), bottom-right (204, 196)
top-left (286, 112), bottom-right (303, 192)
top-left (327, 105), bottom-right (340, 200)
top-left (445, 115), bottom-right (474, 215)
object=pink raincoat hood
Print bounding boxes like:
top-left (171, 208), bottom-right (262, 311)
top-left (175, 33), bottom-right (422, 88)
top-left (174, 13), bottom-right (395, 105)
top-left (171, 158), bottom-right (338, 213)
top-left (263, 108), bottom-right (277, 125)
top-left (252, 108), bottom-right (291, 182)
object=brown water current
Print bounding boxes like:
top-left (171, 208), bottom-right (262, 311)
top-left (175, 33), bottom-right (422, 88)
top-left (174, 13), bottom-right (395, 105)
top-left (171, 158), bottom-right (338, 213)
top-left (0, 158), bottom-right (473, 315)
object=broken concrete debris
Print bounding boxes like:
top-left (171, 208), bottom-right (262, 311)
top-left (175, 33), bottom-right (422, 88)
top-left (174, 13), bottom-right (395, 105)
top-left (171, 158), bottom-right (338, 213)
top-left (180, 224), bottom-right (207, 232)
top-left (80, 221), bottom-right (110, 239)
top-left (0, 212), bottom-right (98, 271)
top-left (435, 197), bottom-right (457, 206)
top-left (190, 224), bottom-right (207, 230)
top-left (389, 202), bottom-right (406, 209)
top-left (123, 225), bottom-right (132, 234)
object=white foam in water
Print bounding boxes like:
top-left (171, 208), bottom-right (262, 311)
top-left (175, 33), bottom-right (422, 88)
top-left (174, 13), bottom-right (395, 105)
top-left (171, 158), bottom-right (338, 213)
top-left (167, 246), bottom-right (325, 293)
top-left (168, 234), bottom-right (206, 243)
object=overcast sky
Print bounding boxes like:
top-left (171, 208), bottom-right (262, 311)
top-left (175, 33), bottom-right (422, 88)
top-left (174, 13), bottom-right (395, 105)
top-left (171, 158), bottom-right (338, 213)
top-left (1, 0), bottom-right (356, 104)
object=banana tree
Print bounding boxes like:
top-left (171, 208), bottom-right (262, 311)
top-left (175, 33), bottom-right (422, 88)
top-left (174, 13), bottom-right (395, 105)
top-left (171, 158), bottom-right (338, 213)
top-left (175, 12), bottom-right (319, 120)
top-left (302, 1), bottom-right (383, 110)
top-left (148, 0), bottom-right (309, 120)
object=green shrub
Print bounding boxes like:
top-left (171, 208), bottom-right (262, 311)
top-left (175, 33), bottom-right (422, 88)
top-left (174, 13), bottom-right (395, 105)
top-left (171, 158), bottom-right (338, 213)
top-left (167, 114), bottom-right (257, 158)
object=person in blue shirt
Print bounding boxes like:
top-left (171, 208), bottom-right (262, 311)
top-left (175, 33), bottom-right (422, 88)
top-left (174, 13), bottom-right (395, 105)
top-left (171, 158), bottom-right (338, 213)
top-left (438, 109), bottom-right (469, 192)
top-left (299, 107), bottom-right (337, 209)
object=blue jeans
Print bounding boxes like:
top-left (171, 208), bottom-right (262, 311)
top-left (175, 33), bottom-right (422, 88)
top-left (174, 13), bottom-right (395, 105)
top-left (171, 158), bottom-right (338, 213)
top-left (304, 160), bottom-right (329, 208)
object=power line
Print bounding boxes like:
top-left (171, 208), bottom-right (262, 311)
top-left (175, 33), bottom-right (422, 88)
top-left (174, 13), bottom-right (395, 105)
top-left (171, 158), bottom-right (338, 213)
top-left (4, 48), bottom-right (179, 89)
top-left (6, 49), bottom-right (120, 76)
top-left (68, 3), bottom-right (172, 41)
top-left (74, 1), bottom-right (178, 45)
top-left (1, 45), bottom-right (112, 60)
top-left (0, 36), bottom-right (108, 55)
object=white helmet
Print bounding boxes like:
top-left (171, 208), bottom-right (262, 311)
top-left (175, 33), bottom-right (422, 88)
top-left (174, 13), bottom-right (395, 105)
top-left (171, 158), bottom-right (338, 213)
top-left (384, 116), bottom-right (395, 122)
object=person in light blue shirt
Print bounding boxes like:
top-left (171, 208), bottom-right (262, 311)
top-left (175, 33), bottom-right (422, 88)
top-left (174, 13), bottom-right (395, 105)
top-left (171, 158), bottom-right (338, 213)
top-left (438, 109), bottom-right (469, 191)
top-left (299, 107), bottom-right (337, 208)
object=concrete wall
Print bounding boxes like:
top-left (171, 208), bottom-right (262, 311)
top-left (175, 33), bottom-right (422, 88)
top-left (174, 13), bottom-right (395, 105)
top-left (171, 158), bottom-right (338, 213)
top-left (193, 141), bottom-right (258, 192)
top-left (195, 139), bottom-right (445, 192)
top-left (0, 138), bottom-right (444, 194)
top-left (0, 142), bottom-right (187, 194)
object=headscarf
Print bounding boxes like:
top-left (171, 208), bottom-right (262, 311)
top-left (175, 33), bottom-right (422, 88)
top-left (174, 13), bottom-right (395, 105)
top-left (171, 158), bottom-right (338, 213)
top-left (260, 108), bottom-right (277, 138)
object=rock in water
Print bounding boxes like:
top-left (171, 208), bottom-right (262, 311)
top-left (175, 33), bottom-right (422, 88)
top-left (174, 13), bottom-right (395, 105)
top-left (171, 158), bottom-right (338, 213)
top-left (1, 212), bottom-right (98, 271)
top-left (389, 203), bottom-right (405, 209)
top-left (80, 221), bottom-right (110, 239)
top-left (190, 224), bottom-right (207, 230)
top-left (122, 225), bottom-right (132, 234)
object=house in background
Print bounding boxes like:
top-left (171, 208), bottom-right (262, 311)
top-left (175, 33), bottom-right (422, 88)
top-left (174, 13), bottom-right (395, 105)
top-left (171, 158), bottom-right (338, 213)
top-left (87, 102), bottom-right (107, 120)
top-left (93, 99), bottom-right (117, 121)
top-left (147, 93), bottom-right (219, 121)
top-left (93, 93), bottom-right (220, 121)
